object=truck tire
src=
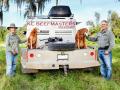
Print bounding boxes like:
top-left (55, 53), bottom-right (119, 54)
top-left (21, 66), bottom-right (39, 74)
top-left (48, 42), bottom-right (75, 51)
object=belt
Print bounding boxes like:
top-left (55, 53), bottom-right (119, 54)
top-left (98, 46), bottom-right (109, 50)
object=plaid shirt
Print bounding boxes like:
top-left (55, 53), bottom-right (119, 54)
top-left (87, 29), bottom-right (115, 52)
top-left (5, 33), bottom-right (26, 52)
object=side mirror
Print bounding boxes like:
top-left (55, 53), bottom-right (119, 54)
top-left (71, 14), bottom-right (74, 17)
top-left (76, 22), bottom-right (82, 25)
top-left (23, 31), bottom-right (27, 35)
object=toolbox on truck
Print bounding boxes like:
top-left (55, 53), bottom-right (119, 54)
top-left (48, 6), bottom-right (72, 17)
top-left (48, 42), bottom-right (75, 51)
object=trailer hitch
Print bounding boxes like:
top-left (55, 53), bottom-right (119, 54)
top-left (60, 52), bottom-right (68, 76)
top-left (63, 65), bottom-right (68, 76)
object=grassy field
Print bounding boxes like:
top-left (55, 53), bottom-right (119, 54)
top-left (0, 44), bottom-right (120, 90)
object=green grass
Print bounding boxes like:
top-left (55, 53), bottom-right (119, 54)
top-left (0, 44), bottom-right (120, 90)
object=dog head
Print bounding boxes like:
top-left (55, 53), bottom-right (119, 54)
top-left (79, 28), bottom-right (88, 34)
top-left (75, 28), bottom-right (89, 49)
top-left (30, 28), bottom-right (38, 35)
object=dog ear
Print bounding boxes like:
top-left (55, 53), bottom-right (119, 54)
top-left (34, 27), bottom-right (39, 31)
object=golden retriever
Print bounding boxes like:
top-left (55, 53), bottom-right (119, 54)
top-left (75, 28), bottom-right (88, 49)
top-left (27, 28), bottom-right (37, 49)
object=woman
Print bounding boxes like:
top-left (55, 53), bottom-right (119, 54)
top-left (5, 23), bottom-right (26, 77)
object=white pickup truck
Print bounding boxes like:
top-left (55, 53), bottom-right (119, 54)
top-left (21, 5), bottom-right (99, 74)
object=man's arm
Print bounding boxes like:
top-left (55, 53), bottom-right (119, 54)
top-left (86, 33), bottom-right (98, 42)
top-left (107, 30), bottom-right (115, 52)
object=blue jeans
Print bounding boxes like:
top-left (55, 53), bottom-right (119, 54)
top-left (98, 50), bottom-right (112, 80)
top-left (6, 51), bottom-right (18, 77)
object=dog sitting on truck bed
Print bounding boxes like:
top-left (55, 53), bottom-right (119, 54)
top-left (27, 28), bottom-right (37, 49)
top-left (75, 28), bottom-right (88, 49)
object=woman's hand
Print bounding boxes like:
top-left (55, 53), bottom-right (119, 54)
top-left (12, 50), bottom-right (18, 56)
top-left (104, 51), bottom-right (109, 55)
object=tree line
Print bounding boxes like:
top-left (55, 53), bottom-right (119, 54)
top-left (0, 11), bottom-right (120, 43)
top-left (87, 11), bottom-right (120, 37)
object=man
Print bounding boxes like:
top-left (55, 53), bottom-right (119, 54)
top-left (86, 20), bottom-right (115, 80)
top-left (5, 23), bottom-right (26, 77)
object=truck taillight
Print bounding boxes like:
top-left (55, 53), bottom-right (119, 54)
top-left (29, 53), bottom-right (34, 58)
top-left (90, 51), bottom-right (94, 56)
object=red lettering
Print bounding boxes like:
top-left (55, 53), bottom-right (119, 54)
top-left (51, 22), bottom-right (58, 26)
top-left (27, 21), bottom-right (35, 26)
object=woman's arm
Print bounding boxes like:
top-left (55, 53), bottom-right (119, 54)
top-left (18, 36), bottom-right (27, 44)
top-left (5, 34), bottom-right (12, 51)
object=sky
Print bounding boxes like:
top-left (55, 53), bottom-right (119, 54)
top-left (2, 0), bottom-right (120, 27)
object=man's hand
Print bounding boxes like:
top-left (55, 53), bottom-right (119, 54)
top-left (84, 31), bottom-right (92, 37)
top-left (84, 32), bottom-right (89, 37)
top-left (104, 50), bottom-right (109, 55)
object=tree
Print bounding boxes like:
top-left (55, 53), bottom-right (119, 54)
top-left (56, 0), bottom-right (58, 6)
top-left (0, 8), bottom-right (3, 26)
top-left (0, 0), bottom-right (84, 24)
top-left (111, 11), bottom-right (120, 29)
top-left (110, 11), bottom-right (120, 38)
top-left (0, 27), bottom-right (7, 42)
top-left (107, 10), bottom-right (112, 30)
top-left (94, 12), bottom-right (100, 26)
top-left (0, 0), bottom-right (120, 25)
top-left (86, 20), bottom-right (95, 27)
top-left (0, 0), bottom-right (52, 24)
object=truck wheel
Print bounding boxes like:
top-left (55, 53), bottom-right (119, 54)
top-left (21, 66), bottom-right (39, 74)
